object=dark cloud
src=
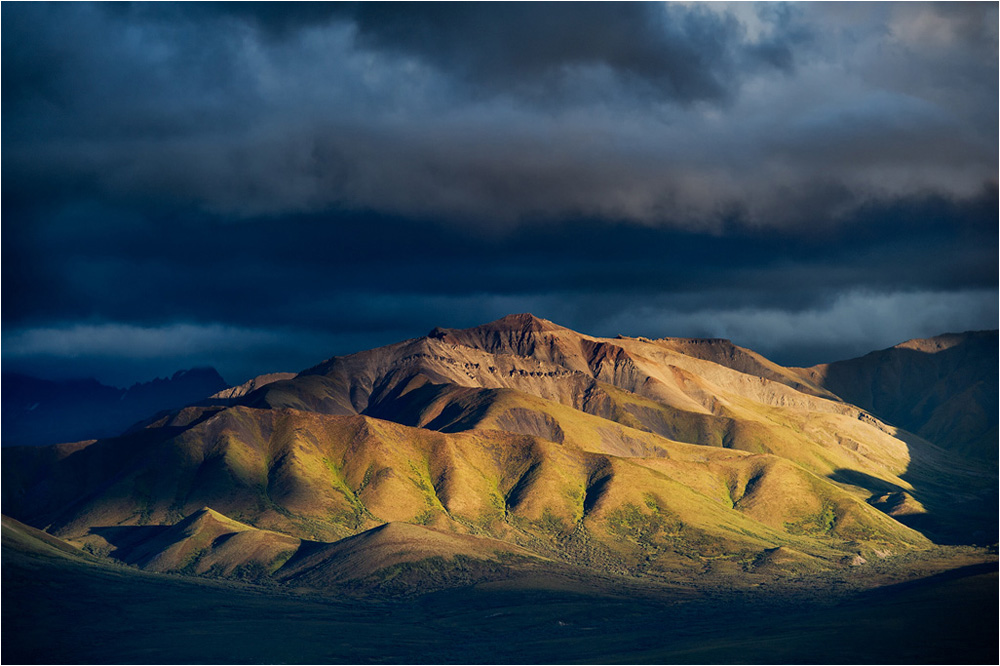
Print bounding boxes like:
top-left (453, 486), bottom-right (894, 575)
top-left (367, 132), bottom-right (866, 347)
top-left (597, 287), bottom-right (999, 367)
top-left (164, 1), bottom-right (345, 39)
top-left (3, 2), bottom-right (995, 225)
top-left (4, 189), bottom-right (994, 367)
top-left (345, 2), bottom-right (776, 104)
top-left (1, 2), bottom-right (996, 384)
top-left (151, 2), bottom-right (802, 103)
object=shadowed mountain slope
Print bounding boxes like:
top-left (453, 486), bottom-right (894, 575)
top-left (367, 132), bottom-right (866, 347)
top-left (798, 331), bottom-right (998, 460)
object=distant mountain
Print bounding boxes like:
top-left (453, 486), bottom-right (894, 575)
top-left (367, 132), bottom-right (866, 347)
top-left (797, 331), bottom-right (998, 460)
top-left (1, 368), bottom-right (229, 447)
top-left (2, 316), bottom-right (995, 592)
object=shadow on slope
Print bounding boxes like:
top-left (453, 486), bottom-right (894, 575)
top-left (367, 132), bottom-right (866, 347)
top-left (87, 525), bottom-right (172, 558)
top-left (829, 461), bottom-right (998, 546)
top-left (806, 331), bottom-right (998, 460)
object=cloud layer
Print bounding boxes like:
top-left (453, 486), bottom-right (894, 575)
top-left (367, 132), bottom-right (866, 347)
top-left (4, 3), bottom-right (995, 225)
top-left (2, 2), bottom-right (996, 384)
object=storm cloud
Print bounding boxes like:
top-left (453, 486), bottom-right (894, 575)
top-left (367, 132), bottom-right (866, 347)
top-left (2, 2), bottom-right (996, 385)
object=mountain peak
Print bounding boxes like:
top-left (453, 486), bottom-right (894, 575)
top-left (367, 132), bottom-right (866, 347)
top-left (170, 367), bottom-right (227, 383)
top-left (428, 313), bottom-right (562, 341)
top-left (481, 313), bottom-right (561, 333)
top-left (175, 506), bottom-right (251, 534)
top-left (126, 367), bottom-right (228, 394)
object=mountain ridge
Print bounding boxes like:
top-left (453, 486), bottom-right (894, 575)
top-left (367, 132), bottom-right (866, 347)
top-left (2, 316), bottom-right (995, 592)
top-left (798, 330), bottom-right (998, 460)
top-left (2, 367), bottom-right (229, 447)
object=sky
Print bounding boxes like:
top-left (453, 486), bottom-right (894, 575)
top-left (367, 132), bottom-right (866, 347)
top-left (2, 1), bottom-right (997, 387)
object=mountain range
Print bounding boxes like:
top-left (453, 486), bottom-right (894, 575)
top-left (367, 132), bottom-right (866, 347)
top-left (3, 314), bottom-right (996, 592)
top-left (2, 367), bottom-right (229, 447)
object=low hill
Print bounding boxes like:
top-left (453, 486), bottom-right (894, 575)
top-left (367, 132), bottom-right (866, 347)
top-left (277, 521), bottom-right (540, 591)
top-left (1, 515), bottom-right (93, 562)
top-left (103, 507), bottom-right (301, 578)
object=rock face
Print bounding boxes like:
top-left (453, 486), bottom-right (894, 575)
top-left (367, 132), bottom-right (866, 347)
top-left (2, 367), bottom-right (229, 447)
top-left (2, 315), bottom-right (996, 587)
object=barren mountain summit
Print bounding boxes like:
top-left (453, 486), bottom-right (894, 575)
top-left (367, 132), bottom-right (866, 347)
top-left (431, 312), bottom-right (566, 339)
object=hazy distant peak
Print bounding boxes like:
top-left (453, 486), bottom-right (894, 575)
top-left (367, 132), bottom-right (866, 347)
top-left (169, 367), bottom-right (226, 382)
top-left (2, 366), bottom-right (229, 447)
top-left (127, 367), bottom-right (226, 390)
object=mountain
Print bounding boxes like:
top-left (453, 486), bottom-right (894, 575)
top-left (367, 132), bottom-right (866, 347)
top-left (245, 314), bottom-right (975, 492)
top-left (4, 405), bottom-right (928, 577)
top-left (2, 315), bottom-right (995, 591)
top-left (209, 372), bottom-right (296, 401)
top-left (1, 367), bottom-right (229, 447)
top-left (797, 331), bottom-right (998, 460)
